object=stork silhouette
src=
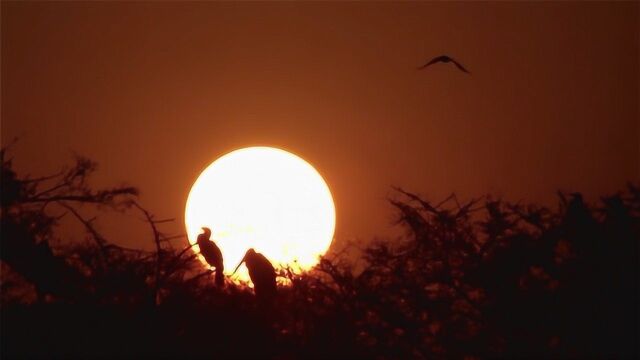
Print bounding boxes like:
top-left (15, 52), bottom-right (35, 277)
top-left (232, 248), bottom-right (277, 303)
top-left (196, 227), bottom-right (225, 287)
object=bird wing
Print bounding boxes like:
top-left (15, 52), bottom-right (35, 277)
top-left (417, 55), bottom-right (449, 70)
top-left (450, 58), bottom-right (471, 74)
top-left (199, 240), bottom-right (222, 266)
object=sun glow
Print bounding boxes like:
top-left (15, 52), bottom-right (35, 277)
top-left (185, 147), bottom-right (336, 282)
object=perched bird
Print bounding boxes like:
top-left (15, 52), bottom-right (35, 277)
top-left (232, 248), bottom-right (277, 303)
top-left (196, 227), bottom-right (225, 287)
top-left (418, 55), bottom-right (470, 74)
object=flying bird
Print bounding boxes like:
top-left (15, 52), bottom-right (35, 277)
top-left (197, 227), bottom-right (225, 287)
top-left (418, 55), bottom-right (470, 74)
top-left (232, 248), bottom-right (277, 303)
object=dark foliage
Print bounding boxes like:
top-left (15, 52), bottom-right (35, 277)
top-left (1, 152), bottom-right (638, 359)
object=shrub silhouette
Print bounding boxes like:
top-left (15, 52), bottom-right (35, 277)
top-left (1, 151), bottom-right (638, 359)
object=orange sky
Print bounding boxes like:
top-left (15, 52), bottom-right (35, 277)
top-left (2, 2), bottom-right (638, 250)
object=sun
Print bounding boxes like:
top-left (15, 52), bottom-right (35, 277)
top-left (185, 147), bottom-right (336, 282)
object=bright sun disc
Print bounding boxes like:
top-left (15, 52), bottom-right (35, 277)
top-left (185, 147), bottom-right (336, 282)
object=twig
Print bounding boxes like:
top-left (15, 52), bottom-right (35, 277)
top-left (57, 201), bottom-right (109, 261)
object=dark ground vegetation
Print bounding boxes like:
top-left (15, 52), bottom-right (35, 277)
top-left (1, 149), bottom-right (638, 359)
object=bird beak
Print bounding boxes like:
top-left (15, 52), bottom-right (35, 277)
top-left (231, 255), bottom-right (246, 276)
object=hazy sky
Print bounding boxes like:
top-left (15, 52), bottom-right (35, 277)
top-left (3, 2), bottom-right (638, 250)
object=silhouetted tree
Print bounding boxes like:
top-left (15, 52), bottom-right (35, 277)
top-left (2, 149), bottom-right (638, 359)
